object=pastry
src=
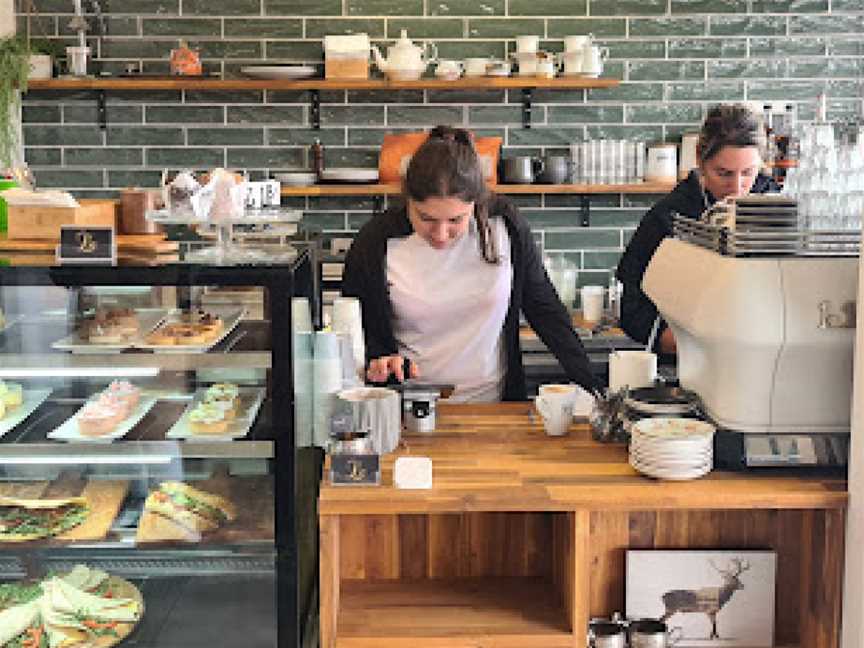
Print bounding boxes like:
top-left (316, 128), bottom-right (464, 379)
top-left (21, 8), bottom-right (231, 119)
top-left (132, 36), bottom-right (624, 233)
top-left (106, 380), bottom-right (140, 411)
top-left (1, 383), bottom-right (22, 410)
top-left (76, 403), bottom-right (121, 436)
top-left (188, 404), bottom-right (227, 434)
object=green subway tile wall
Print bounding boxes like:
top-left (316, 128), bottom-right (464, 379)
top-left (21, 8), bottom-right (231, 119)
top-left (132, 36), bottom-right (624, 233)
top-left (15, 1), bottom-right (864, 287)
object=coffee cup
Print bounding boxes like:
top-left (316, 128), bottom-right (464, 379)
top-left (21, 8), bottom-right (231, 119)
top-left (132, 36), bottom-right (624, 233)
top-left (581, 285), bottom-right (605, 323)
top-left (628, 619), bottom-right (683, 648)
top-left (535, 384), bottom-right (577, 436)
top-left (607, 350), bottom-right (657, 393)
top-left (435, 59), bottom-right (463, 80)
top-left (581, 45), bottom-right (609, 78)
top-left (564, 34), bottom-right (592, 52)
top-left (535, 53), bottom-right (558, 79)
top-left (516, 35), bottom-right (539, 53)
top-left (464, 57), bottom-right (489, 77)
top-left (560, 49), bottom-right (585, 76)
top-left (512, 51), bottom-right (538, 76)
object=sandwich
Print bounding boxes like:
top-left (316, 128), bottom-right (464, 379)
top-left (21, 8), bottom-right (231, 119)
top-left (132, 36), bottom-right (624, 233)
top-left (143, 482), bottom-right (236, 541)
top-left (0, 496), bottom-right (90, 543)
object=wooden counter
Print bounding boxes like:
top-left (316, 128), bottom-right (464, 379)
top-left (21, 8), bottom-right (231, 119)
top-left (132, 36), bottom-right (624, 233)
top-left (319, 403), bottom-right (847, 648)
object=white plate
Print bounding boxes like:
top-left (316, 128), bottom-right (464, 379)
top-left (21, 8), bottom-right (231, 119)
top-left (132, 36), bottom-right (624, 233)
top-left (630, 445), bottom-right (712, 463)
top-left (630, 452), bottom-right (712, 471)
top-left (134, 307), bottom-right (246, 354)
top-left (165, 387), bottom-right (265, 441)
top-left (240, 65), bottom-right (318, 80)
top-left (0, 390), bottom-right (52, 438)
top-left (48, 395), bottom-right (158, 443)
top-left (630, 456), bottom-right (712, 480)
top-left (319, 168), bottom-right (379, 183)
top-left (52, 309), bottom-right (170, 354)
top-left (631, 417), bottom-right (715, 441)
top-left (275, 171), bottom-right (317, 186)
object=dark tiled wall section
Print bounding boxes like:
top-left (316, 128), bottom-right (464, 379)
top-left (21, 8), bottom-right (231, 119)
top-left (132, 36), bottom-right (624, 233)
top-left (16, 1), bottom-right (864, 288)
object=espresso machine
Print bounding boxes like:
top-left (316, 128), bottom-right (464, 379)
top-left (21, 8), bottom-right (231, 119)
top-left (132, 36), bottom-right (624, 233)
top-left (643, 214), bottom-right (858, 470)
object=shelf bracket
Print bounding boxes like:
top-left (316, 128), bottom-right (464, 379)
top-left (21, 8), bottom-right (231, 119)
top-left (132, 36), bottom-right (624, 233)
top-left (580, 195), bottom-right (590, 227)
top-left (96, 90), bottom-right (107, 130)
top-left (521, 88), bottom-right (532, 129)
top-left (310, 90), bottom-right (321, 130)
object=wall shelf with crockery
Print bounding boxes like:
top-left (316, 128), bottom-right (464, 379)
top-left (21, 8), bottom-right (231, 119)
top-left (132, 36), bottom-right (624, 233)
top-left (27, 76), bottom-right (619, 91)
top-left (280, 181), bottom-right (676, 197)
top-left (26, 76), bottom-right (620, 130)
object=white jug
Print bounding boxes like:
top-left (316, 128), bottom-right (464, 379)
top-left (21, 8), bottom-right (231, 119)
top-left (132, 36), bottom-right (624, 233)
top-left (581, 45), bottom-right (609, 78)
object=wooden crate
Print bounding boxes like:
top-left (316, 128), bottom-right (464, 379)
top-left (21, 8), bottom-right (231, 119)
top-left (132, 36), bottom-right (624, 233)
top-left (6, 199), bottom-right (117, 239)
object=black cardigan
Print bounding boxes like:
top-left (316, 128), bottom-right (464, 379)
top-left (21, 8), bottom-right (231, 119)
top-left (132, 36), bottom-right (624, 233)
top-left (341, 194), bottom-right (599, 399)
top-left (615, 170), bottom-right (779, 349)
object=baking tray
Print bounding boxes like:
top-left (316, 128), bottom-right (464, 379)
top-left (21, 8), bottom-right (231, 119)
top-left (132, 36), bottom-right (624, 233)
top-left (0, 389), bottom-right (52, 439)
top-left (165, 387), bottom-right (264, 442)
top-left (134, 307), bottom-right (247, 353)
top-left (48, 395), bottom-right (158, 443)
top-left (52, 308), bottom-right (170, 354)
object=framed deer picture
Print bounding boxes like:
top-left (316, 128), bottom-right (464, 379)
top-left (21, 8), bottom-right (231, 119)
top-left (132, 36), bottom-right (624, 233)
top-left (626, 550), bottom-right (776, 647)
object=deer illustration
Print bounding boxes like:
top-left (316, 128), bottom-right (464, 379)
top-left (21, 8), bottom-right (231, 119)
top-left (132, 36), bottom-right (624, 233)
top-left (660, 557), bottom-right (751, 640)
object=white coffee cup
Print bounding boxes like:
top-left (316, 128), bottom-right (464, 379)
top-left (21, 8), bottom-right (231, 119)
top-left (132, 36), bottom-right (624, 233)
top-left (464, 57), bottom-right (489, 77)
top-left (536, 56), bottom-right (557, 79)
top-left (581, 45), bottom-right (609, 77)
top-left (581, 285), bottom-right (605, 323)
top-left (513, 51), bottom-right (538, 76)
top-left (516, 35), bottom-right (539, 53)
top-left (559, 50), bottom-right (584, 76)
top-left (607, 350), bottom-right (657, 393)
top-left (435, 59), bottom-right (463, 80)
top-left (535, 384), bottom-right (577, 436)
top-left (564, 35), bottom-right (592, 52)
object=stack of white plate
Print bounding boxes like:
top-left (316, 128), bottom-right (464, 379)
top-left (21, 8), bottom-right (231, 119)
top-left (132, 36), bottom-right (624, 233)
top-left (629, 417), bottom-right (715, 480)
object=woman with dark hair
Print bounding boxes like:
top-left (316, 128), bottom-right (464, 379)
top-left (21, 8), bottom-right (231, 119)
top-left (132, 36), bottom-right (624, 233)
top-left (341, 125), bottom-right (598, 402)
top-left (615, 104), bottom-right (780, 355)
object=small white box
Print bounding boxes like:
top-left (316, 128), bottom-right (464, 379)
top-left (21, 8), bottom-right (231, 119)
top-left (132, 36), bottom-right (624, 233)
top-left (394, 456), bottom-right (432, 489)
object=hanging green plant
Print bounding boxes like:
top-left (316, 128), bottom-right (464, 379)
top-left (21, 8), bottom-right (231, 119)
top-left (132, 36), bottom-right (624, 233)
top-left (0, 36), bottom-right (31, 170)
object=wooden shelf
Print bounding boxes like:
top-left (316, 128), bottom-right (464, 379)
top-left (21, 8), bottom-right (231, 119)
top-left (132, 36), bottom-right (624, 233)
top-left (27, 76), bottom-right (619, 92)
top-left (336, 578), bottom-right (572, 648)
top-left (281, 181), bottom-right (676, 197)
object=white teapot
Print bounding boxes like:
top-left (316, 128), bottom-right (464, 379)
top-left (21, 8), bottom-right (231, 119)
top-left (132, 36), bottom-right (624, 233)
top-left (371, 30), bottom-right (437, 81)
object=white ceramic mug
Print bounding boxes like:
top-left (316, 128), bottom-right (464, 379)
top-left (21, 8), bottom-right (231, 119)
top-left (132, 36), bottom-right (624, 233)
top-left (559, 50), bottom-right (585, 76)
top-left (516, 35), bottom-right (540, 53)
top-left (607, 350), bottom-right (657, 393)
top-left (513, 51), bottom-right (538, 76)
top-left (435, 59), bottom-right (463, 80)
top-left (464, 57), bottom-right (489, 77)
top-left (535, 384), bottom-right (577, 436)
top-left (581, 285), bottom-right (605, 323)
top-left (535, 54), bottom-right (558, 79)
top-left (581, 45), bottom-right (609, 78)
top-left (564, 34), bottom-right (592, 52)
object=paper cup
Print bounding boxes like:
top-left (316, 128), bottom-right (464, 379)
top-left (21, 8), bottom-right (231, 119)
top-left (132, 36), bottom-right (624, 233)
top-left (581, 285), bottom-right (605, 323)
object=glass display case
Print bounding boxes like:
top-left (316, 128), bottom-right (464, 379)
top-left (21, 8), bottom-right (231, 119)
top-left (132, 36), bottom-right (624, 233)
top-left (0, 254), bottom-right (316, 648)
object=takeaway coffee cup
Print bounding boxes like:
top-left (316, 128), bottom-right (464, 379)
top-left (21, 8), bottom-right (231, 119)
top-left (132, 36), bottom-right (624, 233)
top-left (535, 384), bottom-right (577, 436)
top-left (607, 350), bottom-right (657, 393)
top-left (581, 285), bottom-right (605, 323)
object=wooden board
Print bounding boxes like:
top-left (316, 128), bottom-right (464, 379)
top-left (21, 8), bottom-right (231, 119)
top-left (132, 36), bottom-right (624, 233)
top-left (0, 234), bottom-right (178, 254)
top-left (280, 181), bottom-right (676, 197)
top-left (319, 403), bottom-right (848, 516)
top-left (29, 77), bottom-right (620, 91)
top-left (135, 473), bottom-right (274, 545)
top-left (0, 473), bottom-right (128, 545)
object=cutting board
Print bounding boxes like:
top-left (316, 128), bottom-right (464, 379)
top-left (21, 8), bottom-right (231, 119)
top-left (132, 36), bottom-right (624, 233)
top-left (0, 234), bottom-right (179, 254)
top-left (136, 472), bottom-right (274, 545)
top-left (0, 472), bottom-right (129, 544)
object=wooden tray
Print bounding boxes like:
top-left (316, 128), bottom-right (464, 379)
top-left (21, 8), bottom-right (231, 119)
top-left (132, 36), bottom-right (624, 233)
top-left (135, 472), bottom-right (273, 545)
top-left (0, 473), bottom-right (129, 545)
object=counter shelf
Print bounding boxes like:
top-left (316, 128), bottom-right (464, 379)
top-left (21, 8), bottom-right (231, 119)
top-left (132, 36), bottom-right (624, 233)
top-left (319, 402), bottom-right (846, 648)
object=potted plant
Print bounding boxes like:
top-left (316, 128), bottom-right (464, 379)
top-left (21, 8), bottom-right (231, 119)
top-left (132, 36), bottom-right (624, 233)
top-left (0, 36), bottom-right (30, 169)
top-left (28, 38), bottom-right (61, 80)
